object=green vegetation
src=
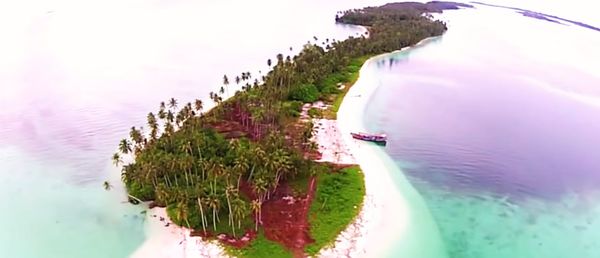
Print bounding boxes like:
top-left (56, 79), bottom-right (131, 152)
top-left (112, 2), bottom-right (448, 256)
top-left (307, 108), bottom-right (322, 118)
top-left (282, 101), bottom-right (303, 117)
top-left (306, 166), bottom-right (366, 255)
top-left (226, 231), bottom-right (292, 258)
top-left (288, 84), bottom-right (320, 103)
top-left (325, 56), bottom-right (371, 119)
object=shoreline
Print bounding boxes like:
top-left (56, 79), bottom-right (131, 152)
top-left (319, 38), bottom-right (448, 257)
top-left (131, 207), bottom-right (229, 258)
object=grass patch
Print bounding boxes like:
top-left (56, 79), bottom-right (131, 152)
top-left (305, 166), bottom-right (365, 255)
top-left (225, 231), bottom-right (293, 258)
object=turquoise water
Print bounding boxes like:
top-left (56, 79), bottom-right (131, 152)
top-left (0, 0), bottom-right (380, 257)
top-left (364, 6), bottom-right (600, 258)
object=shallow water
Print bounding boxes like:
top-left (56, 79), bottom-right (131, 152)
top-left (0, 0), bottom-right (383, 257)
top-left (364, 6), bottom-right (600, 258)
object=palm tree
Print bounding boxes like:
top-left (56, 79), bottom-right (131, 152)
top-left (270, 149), bottom-right (292, 187)
top-left (233, 155), bottom-right (249, 188)
top-left (176, 198), bottom-right (191, 228)
top-left (158, 108), bottom-right (166, 120)
top-left (118, 139), bottom-right (132, 154)
top-left (129, 127), bottom-right (142, 146)
top-left (197, 195), bottom-right (208, 234)
top-left (232, 196), bottom-right (247, 230)
top-left (147, 112), bottom-right (158, 142)
top-left (250, 199), bottom-right (261, 231)
top-left (207, 193), bottom-right (220, 231)
top-left (209, 91), bottom-right (218, 109)
top-left (225, 183), bottom-right (236, 236)
top-left (166, 110), bottom-right (174, 123)
top-left (164, 121), bottom-right (174, 136)
top-left (103, 181), bottom-right (113, 191)
top-left (168, 98), bottom-right (178, 110)
top-left (194, 99), bottom-right (203, 115)
top-left (248, 146), bottom-right (265, 181)
top-left (253, 176), bottom-right (269, 202)
top-left (112, 152), bottom-right (123, 167)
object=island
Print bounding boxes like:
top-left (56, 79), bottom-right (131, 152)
top-left (112, 2), bottom-right (468, 257)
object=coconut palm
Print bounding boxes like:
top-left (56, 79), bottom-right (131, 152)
top-left (197, 194), bottom-right (208, 234)
top-left (207, 193), bottom-right (221, 231)
top-left (147, 112), bottom-right (159, 142)
top-left (231, 196), bottom-right (247, 230)
top-left (103, 181), bottom-right (113, 191)
top-left (250, 199), bottom-right (261, 231)
top-left (223, 75), bottom-right (230, 97)
top-left (225, 183), bottom-right (237, 236)
top-left (168, 97), bottom-right (178, 110)
top-left (194, 99), bottom-right (203, 115)
top-left (112, 152), bottom-right (123, 167)
top-left (158, 108), bottom-right (166, 120)
top-left (118, 139), bottom-right (132, 154)
top-left (176, 198), bottom-right (191, 228)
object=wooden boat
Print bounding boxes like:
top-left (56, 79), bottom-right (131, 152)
top-left (351, 132), bottom-right (387, 144)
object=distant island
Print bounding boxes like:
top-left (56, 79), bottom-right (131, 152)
top-left (112, 2), bottom-right (466, 257)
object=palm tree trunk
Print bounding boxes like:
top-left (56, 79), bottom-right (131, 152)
top-left (212, 208), bottom-right (217, 232)
top-left (255, 209), bottom-right (259, 231)
top-left (128, 194), bottom-right (143, 204)
top-left (198, 198), bottom-right (207, 234)
top-left (248, 165), bottom-right (256, 181)
top-left (225, 191), bottom-right (234, 236)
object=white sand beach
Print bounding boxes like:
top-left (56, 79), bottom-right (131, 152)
top-left (131, 208), bottom-right (229, 258)
top-left (311, 118), bottom-right (356, 164)
top-left (317, 49), bottom-right (448, 258)
top-left (313, 56), bottom-right (406, 258)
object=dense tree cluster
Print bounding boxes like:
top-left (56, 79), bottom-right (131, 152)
top-left (112, 3), bottom-right (449, 240)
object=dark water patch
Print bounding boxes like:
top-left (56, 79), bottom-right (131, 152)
top-left (519, 11), bottom-right (562, 24)
top-left (471, 1), bottom-right (600, 32)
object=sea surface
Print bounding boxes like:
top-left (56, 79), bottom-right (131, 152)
top-left (0, 0), bottom-right (383, 257)
top-left (363, 5), bottom-right (600, 258)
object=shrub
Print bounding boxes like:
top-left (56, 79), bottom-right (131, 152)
top-left (282, 101), bottom-right (303, 117)
top-left (308, 108), bottom-right (322, 118)
top-left (289, 84), bottom-right (320, 103)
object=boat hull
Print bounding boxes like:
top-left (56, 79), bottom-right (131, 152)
top-left (351, 132), bottom-right (387, 145)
